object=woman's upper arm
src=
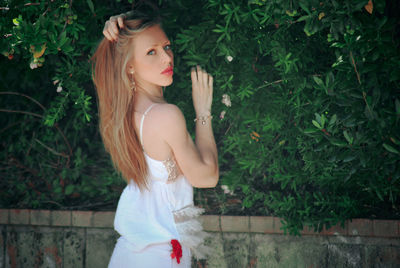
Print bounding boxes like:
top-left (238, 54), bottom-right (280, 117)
top-left (157, 104), bottom-right (218, 188)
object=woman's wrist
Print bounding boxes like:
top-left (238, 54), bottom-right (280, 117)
top-left (194, 115), bottom-right (213, 125)
top-left (195, 109), bottom-right (211, 117)
top-left (194, 113), bottom-right (213, 125)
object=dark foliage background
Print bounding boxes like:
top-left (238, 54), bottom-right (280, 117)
top-left (1, 0), bottom-right (399, 234)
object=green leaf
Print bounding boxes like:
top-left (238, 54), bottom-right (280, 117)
top-left (296, 15), bottom-right (310, 22)
top-left (59, 31), bottom-right (67, 46)
top-left (343, 155), bottom-right (356, 162)
top-left (303, 128), bottom-right (318, 134)
top-left (299, 1), bottom-right (311, 15)
top-left (321, 114), bottom-right (326, 128)
top-left (330, 139), bottom-right (347, 147)
top-left (86, 0), bottom-right (95, 15)
top-left (343, 131), bottom-right (353, 144)
top-left (54, 187), bottom-right (62, 194)
top-left (313, 76), bottom-right (324, 88)
top-left (390, 137), bottom-right (400, 146)
top-left (375, 189), bottom-right (384, 201)
top-left (62, 45), bottom-right (74, 53)
top-left (12, 18), bottom-right (20, 26)
top-left (212, 24), bottom-right (225, 33)
top-left (395, 99), bottom-right (400, 115)
top-left (312, 120), bottom-right (321, 129)
top-left (65, 185), bottom-right (74, 195)
top-left (329, 114), bottom-right (337, 126)
top-left (314, 113), bottom-right (321, 123)
top-left (325, 72), bottom-right (334, 86)
top-left (383, 143), bottom-right (400, 155)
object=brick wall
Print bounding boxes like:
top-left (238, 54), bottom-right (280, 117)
top-left (1, 209), bottom-right (399, 267)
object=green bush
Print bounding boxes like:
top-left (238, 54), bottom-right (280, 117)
top-left (1, 0), bottom-right (399, 234)
top-left (0, 0), bottom-right (129, 209)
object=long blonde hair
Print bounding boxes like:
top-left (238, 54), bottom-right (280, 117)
top-left (91, 18), bottom-right (160, 190)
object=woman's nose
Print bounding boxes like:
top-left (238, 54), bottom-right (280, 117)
top-left (161, 49), bottom-right (173, 64)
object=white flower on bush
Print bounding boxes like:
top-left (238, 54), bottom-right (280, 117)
top-left (226, 55), bottom-right (233, 62)
top-left (30, 62), bottom-right (38, 69)
top-left (56, 85), bottom-right (63, 93)
top-left (220, 110), bottom-right (226, 120)
top-left (221, 94), bottom-right (231, 107)
top-left (221, 185), bottom-right (234, 195)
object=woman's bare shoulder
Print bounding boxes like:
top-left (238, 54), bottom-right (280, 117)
top-left (151, 103), bottom-right (186, 126)
top-left (145, 103), bottom-right (187, 142)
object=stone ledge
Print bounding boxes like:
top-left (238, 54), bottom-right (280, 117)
top-left (249, 216), bottom-right (273, 234)
top-left (221, 215), bottom-right (249, 232)
top-left (93, 211), bottom-right (114, 228)
top-left (52, 210), bottom-right (71, 226)
top-left (321, 221), bottom-right (348, 236)
top-left (9, 209), bottom-right (30, 225)
top-left (373, 219), bottom-right (399, 238)
top-left (0, 209), bottom-right (9, 224)
top-left (72, 211), bottom-right (93, 227)
top-left (273, 217), bottom-right (285, 234)
top-left (31, 210), bottom-right (51, 226)
top-left (201, 215), bottom-right (220, 232)
top-left (349, 219), bottom-right (373, 236)
top-left (1, 209), bottom-right (399, 238)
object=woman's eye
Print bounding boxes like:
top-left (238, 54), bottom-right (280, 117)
top-left (147, 50), bottom-right (155, 55)
top-left (164, 45), bottom-right (171, 51)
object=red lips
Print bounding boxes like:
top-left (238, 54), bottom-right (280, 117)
top-left (161, 66), bottom-right (173, 75)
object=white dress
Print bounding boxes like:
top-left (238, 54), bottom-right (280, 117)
top-left (108, 104), bottom-right (209, 268)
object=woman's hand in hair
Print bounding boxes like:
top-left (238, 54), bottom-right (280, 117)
top-left (103, 14), bottom-right (125, 41)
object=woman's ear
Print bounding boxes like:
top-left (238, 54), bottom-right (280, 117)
top-left (127, 64), bottom-right (135, 74)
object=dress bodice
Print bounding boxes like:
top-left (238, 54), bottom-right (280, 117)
top-left (113, 103), bottom-right (209, 259)
top-left (144, 152), bottom-right (194, 211)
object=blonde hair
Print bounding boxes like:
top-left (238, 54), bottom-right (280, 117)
top-left (91, 18), bottom-right (160, 190)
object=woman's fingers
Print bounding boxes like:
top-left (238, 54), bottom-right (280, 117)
top-left (109, 18), bottom-right (120, 40)
top-left (103, 27), bottom-right (112, 41)
top-left (191, 65), bottom-right (213, 113)
top-left (196, 65), bottom-right (203, 87)
top-left (103, 22), bottom-right (117, 41)
top-left (103, 15), bottom-right (124, 42)
top-left (117, 16), bottom-right (125, 29)
top-left (202, 69), bottom-right (209, 88)
top-left (191, 65), bottom-right (213, 91)
top-left (191, 67), bottom-right (198, 85)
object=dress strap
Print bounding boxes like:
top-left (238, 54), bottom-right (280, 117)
top-left (139, 103), bottom-right (157, 146)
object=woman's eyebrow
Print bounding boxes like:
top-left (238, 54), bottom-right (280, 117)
top-left (149, 41), bottom-right (171, 47)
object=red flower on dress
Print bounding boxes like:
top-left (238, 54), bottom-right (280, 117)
top-left (170, 239), bottom-right (182, 264)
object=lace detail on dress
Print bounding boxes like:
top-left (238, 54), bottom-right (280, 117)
top-left (162, 156), bottom-right (181, 183)
top-left (173, 205), bottom-right (211, 260)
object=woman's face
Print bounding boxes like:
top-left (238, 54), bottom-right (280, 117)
top-left (128, 24), bottom-right (174, 89)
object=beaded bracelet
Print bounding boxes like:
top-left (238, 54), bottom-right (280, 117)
top-left (194, 115), bottom-right (213, 125)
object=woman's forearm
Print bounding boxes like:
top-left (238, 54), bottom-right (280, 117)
top-left (195, 118), bottom-right (218, 177)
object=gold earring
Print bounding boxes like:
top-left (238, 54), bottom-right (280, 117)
top-left (130, 72), bottom-right (136, 91)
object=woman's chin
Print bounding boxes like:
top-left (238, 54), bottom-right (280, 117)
top-left (162, 78), bottom-right (173, 87)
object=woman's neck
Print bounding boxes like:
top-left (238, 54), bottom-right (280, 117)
top-left (135, 87), bottom-right (166, 106)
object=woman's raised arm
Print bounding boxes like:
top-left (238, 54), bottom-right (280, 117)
top-left (153, 66), bottom-right (219, 188)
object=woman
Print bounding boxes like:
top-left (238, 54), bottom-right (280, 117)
top-left (92, 12), bottom-right (219, 268)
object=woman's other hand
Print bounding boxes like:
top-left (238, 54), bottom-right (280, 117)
top-left (103, 14), bottom-right (125, 41)
top-left (191, 65), bottom-right (213, 116)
